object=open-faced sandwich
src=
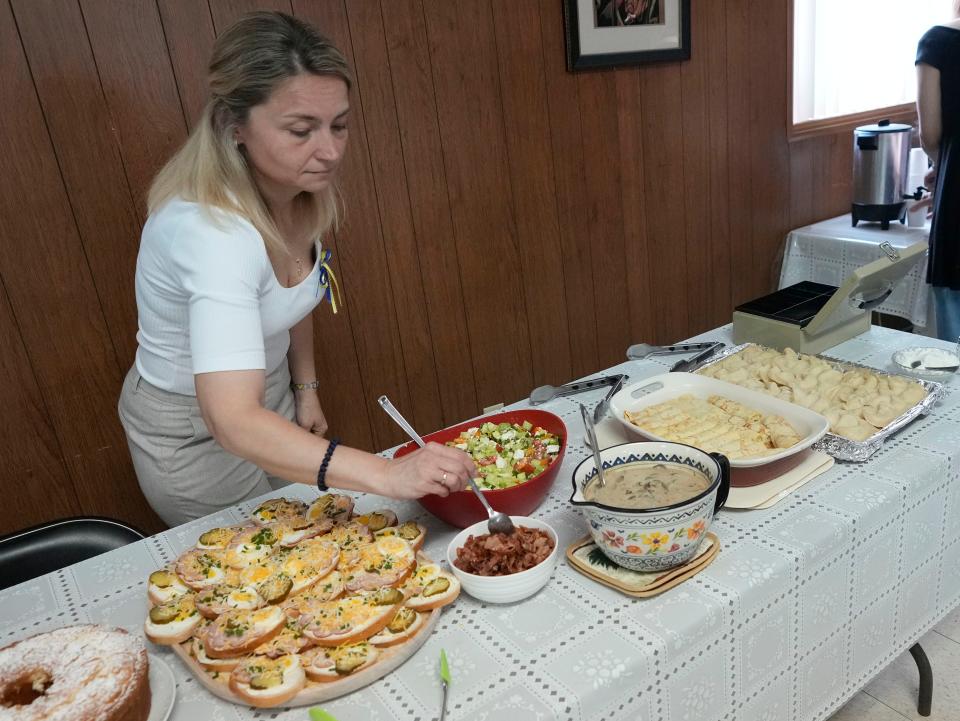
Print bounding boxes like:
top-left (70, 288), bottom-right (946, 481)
top-left (143, 495), bottom-right (459, 708)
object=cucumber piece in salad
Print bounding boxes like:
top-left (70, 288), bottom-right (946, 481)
top-left (445, 421), bottom-right (561, 490)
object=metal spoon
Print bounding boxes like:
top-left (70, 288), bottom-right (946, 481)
top-left (579, 403), bottom-right (606, 489)
top-left (377, 395), bottom-right (516, 535)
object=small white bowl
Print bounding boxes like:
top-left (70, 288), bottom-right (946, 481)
top-left (446, 516), bottom-right (559, 604)
top-left (891, 346), bottom-right (959, 380)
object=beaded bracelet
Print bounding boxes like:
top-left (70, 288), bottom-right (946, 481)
top-left (316, 438), bottom-right (340, 492)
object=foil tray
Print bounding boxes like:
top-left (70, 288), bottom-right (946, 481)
top-left (690, 343), bottom-right (945, 462)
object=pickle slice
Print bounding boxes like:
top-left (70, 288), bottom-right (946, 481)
top-left (148, 570), bottom-right (175, 588)
top-left (328, 643), bottom-right (372, 675)
top-left (258, 574), bottom-right (293, 604)
top-left (332, 645), bottom-right (368, 674)
top-left (422, 577), bottom-right (450, 598)
top-left (254, 499), bottom-right (281, 517)
top-left (387, 607), bottom-right (417, 633)
top-left (371, 587), bottom-right (403, 606)
top-left (360, 513), bottom-right (389, 532)
top-left (148, 602), bottom-right (179, 624)
top-left (397, 522), bottom-right (421, 541)
top-left (249, 667), bottom-right (284, 689)
top-left (198, 528), bottom-right (234, 547)
top-left (334, 654), bottom-right (365, 674)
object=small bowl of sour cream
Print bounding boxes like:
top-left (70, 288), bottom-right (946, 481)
top-left (892, 346), bottom-right (959, 380)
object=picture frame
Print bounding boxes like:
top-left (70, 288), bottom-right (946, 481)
top-left (563, 0), bottom-right (691, 71)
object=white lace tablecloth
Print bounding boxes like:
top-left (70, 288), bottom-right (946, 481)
top-left (779, 214), bottom-right (931, 328)
top-left (2, 326), bottom-right (959, 721)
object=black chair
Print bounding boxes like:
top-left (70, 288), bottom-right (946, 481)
top-left (0, 517), bottom-right (146, 591)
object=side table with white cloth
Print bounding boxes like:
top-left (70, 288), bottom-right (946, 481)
top-left (780, 213), bottom-right (932, 330)
top-left (1, 326), bottom-right (959, 721)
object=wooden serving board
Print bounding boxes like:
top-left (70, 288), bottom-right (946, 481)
top-left (565, 533), bottom-right (719, 598)
top-left (170, 605), bottom-right (441, 707)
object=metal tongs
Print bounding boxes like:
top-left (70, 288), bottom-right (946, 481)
top-left (591, 373), bottom-right (626, 424)
top-left (529, 373), bottom-right (627, 405)
top-left (626, 341), bottom-right (719, 360)
top-left (669, 342), bottom-right (726, 373)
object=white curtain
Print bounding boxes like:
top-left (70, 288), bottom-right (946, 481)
top-left (793, 0), bottom-right (952, 124)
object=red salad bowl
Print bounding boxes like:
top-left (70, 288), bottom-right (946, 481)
top-left (393, 409), bottom-right (568, 528)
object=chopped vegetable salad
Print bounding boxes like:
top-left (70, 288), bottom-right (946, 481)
top-left (446, 421), bottom-right (562, 490)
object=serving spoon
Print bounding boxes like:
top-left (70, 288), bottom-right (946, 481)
top-left (579, 403), bottom-right (606, 489)
top-left (377, 395), bottom-right (516, 535)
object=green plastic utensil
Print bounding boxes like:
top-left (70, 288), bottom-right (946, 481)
top-left (439, 649), bottom-right (451, 721)
top-left (440, 648), bottom-right (451, 684)
top-left (309, 708), bottom-right (339, 721)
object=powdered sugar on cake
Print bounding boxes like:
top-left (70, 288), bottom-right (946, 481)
top-left (0, 625), bottom-right (149, 721)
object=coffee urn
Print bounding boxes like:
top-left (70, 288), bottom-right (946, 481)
top-left (851, 119), bottom-right (912, 230)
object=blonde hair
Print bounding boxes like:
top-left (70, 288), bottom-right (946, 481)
top-left (148, 11), bottom-right (352, 254)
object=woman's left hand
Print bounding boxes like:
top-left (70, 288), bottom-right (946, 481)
top-left (294, 389), bottom-right (328, 436)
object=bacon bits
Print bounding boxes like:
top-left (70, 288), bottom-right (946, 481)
top-left (453, 526), bottom-right (555, 576)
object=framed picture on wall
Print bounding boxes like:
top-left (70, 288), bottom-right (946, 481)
top-left (564, 0), bottom-right (691, 70)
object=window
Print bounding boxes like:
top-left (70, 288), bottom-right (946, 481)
top-left (791, 0), bottom-right (951, 135)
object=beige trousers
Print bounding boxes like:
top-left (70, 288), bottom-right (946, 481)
top-left (118, 364), bottom-right (293, 527)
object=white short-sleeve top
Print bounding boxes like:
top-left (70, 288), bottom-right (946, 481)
top-left (134, 198), bottom-right (327, 395)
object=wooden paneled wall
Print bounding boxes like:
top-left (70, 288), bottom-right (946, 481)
top-left (0, 0), bottom-right (855, 535)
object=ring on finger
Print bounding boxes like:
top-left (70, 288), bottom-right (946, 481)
top-left (442, 471), bottom-right (448, 483)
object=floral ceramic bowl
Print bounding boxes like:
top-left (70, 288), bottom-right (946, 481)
top-left (570, 441), bottom-right (730, 572)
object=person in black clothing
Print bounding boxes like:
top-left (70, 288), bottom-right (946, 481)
top-left (916, 2), bottom-right (960, 340)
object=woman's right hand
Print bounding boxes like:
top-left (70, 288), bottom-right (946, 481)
top-left (910, 196), bottom-right (935, 218)
top-left (382, 442), bottom-right (477, 499)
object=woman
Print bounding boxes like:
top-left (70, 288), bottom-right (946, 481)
top-left (916, 2), bottom-right (960, 340)
top-left (118, 11), bottom-right (474, 526)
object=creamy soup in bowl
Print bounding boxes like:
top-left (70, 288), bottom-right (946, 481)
top-left (583, 461), bottom-right (712, 510)
top-left (571, 441), bottom-right (730, 572)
